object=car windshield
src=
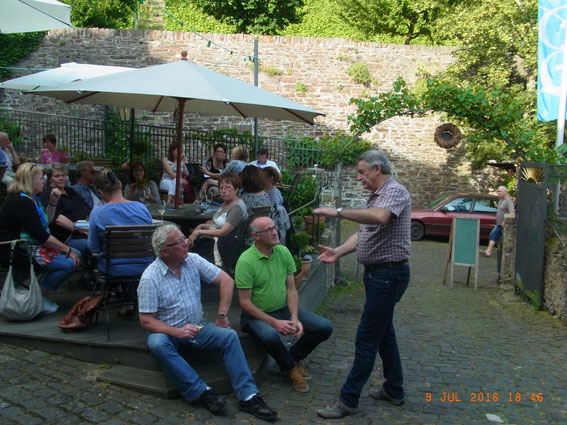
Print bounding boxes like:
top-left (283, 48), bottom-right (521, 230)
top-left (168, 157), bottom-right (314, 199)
top-left (426, 195), bottom-right (451, 210)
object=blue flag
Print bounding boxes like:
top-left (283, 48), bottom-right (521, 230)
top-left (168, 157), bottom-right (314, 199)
top-left (537, 0), bottom-right (567, 121)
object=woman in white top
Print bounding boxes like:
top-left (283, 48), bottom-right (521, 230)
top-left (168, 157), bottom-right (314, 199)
top-left (160, 143), bottom-right (190, 204)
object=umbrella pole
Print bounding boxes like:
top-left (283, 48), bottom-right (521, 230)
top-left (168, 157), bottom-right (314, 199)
top-left (174, 99), bottom-right (186, 209)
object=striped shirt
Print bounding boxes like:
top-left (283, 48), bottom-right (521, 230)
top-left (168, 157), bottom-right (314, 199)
top-left (137, 254), bottom-right (221, 328)
top-left (357, 176), bottom-right (411, 265)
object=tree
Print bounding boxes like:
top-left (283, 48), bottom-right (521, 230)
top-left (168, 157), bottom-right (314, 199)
top-left (348, 78), bottom-right (560, 168)
top-left (61, 0), bottom-right (138, 29)
top-left (337, 0), bottom-right (447, 44)
top-left (192, 0), bottom-right (305, 34)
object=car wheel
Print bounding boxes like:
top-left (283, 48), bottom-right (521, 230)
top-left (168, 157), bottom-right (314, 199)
top-left (411, 221), bottom-right (425, 241)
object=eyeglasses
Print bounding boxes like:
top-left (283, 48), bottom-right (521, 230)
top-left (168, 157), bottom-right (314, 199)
top-left (254, 226), bottom-right (277, 235)
top-left (215, 150), bottom-right (225, 154)
top-left (165, 237), bottom-right (187, 247)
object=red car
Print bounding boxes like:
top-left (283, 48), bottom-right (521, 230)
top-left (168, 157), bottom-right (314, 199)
top-left (411, 193), bottom-right (499, 241)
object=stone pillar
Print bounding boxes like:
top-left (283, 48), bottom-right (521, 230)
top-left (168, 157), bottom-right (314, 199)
top-left (499, 214), bottom-right (516, 289)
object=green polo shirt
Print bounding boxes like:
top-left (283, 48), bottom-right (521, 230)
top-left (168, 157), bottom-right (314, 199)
top-left (235, 243), bottom-right (296, 313)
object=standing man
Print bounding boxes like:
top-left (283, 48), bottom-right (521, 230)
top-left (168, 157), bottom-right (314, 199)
top-left (313, 150), bottom-right (411, 419)
top-left (249, 148), bottom-right (282, 175)
top-left (0, 131), bottom-right (21, 185)
top-left (137, 224), bottom-right (277, 421)
top-left (235, 217), bottom-right (333, 393)
top-left (71, 161), bottom-right (101, 210)
top-left (483, 186), bottom-right (514, 257)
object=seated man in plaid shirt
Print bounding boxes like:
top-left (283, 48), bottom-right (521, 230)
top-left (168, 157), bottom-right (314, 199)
top-left (137, 224), bottom-right (277, 421)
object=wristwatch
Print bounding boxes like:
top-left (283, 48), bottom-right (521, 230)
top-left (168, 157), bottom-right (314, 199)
top-left (217, 312), bottom-right (227, 318)
top-left (337, 208), bottom-right (343, 217)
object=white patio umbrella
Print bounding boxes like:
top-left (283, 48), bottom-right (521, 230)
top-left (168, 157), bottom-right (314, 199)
top-left (0, 62), bottom-right (133, 91)
top-left (29, 51), bottom-right (326, 207)
top-left (0, 0), bottom-right (72, 34)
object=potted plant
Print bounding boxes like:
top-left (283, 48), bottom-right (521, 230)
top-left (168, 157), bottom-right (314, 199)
top-left (290, 231), bottom-right (314, 277)
top-left (293, 256), bottom-right (304, 289)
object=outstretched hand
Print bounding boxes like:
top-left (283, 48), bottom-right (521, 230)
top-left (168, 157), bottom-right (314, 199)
top-left (317, 244), bottom-right (339, 263)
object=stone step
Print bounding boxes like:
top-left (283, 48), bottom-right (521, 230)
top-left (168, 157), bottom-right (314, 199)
top-left (97, 354), bottom-right (268, 397)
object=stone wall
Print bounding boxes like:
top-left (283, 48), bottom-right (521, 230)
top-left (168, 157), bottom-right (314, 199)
top-left (0, 28), bottom-right (502, 206)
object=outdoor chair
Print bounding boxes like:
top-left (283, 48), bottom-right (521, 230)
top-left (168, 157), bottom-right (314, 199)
top-left (93, 224), bottom-right (157, 340)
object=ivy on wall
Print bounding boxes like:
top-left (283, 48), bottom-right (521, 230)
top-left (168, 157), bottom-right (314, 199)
top-left (0, 32), bottom-right (46, 78)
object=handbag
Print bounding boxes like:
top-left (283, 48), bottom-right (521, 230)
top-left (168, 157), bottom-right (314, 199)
top-left (58, 295), bottom-right (103, 332)
top-left (0, 241), bottom-right (44, 321)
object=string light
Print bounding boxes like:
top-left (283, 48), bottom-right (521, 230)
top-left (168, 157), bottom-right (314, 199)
top-left (143, 0), bottom-right (254, 62)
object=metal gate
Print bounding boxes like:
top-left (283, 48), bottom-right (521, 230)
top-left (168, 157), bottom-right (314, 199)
top-left (514, 162), bottom-right (548, 307)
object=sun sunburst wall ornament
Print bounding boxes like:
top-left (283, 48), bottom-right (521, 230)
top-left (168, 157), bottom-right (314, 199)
top-left (520, 167), bottom-right (545, 184)
top-left (434, 123), bottom-right (461, 149)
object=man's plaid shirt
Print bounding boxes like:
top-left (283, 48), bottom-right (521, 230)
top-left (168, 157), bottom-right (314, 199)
top-left (357, 176), bottom-right (411, 265)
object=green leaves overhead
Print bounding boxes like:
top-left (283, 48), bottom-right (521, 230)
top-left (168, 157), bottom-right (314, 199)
top-left (192, 0), bottom-right (305, 34)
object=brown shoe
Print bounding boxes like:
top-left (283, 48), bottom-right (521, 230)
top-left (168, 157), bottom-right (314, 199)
top-left (289, 366), bottom-right (309, 392)
top-left (295, 360), bottom-right (312, 380)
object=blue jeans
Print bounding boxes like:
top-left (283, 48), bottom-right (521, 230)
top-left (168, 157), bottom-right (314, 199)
top-left (340, 263), bottom-right (410, 408)
top-left (68, 237), bottom-right (89, 258)
top-left (241, 307), bottom-right (333, 372)
top-left (147, 323), bottom-right (258, 402)
top-left (41, 249), bottom-right (80, 291)
top-left (489, 225), bottom-right (503, 242)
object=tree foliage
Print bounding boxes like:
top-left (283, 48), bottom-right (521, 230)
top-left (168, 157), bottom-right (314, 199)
top-left (191, 0), bottom-right (305, 34)
top-left (349, 77), bottom-right (560, 168)
top-left (337, 0), bottom-right (447, 44)
top-left (0, 32), bottom-right (45, 78)
top-left (61, 0), bottom-right (137, 29)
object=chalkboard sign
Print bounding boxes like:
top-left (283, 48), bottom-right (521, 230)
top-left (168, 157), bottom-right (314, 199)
top-left (444, 217), bottom-right (480, 290)
top-left (453, 218), bottom-right (479, 265)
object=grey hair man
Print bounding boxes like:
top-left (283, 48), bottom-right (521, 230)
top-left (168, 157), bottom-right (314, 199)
top-left (71, 160), bottom-right (101, 210)
top-left (483, 186), bottom-right (514, 256)
top-left (313, 150), bottom-right (412, 418)
top-left (0, 131), bottom-right (21, 185)
top-left (137, 224), bottom-right (277, 421)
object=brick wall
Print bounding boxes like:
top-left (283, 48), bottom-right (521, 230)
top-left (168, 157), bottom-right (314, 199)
top-left (0, 28), bottom-right (502, 206)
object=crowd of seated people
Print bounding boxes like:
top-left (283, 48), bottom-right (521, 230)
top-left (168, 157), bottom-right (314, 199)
top-left (0, 139), bottom-right (296, 321)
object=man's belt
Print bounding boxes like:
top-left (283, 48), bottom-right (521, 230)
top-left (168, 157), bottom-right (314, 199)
top-left (364, 260), bottom-right (408, 272)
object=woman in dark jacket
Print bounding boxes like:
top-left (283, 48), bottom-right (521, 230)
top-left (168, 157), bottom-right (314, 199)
top-left (0, 163), bottom-right (81, 313)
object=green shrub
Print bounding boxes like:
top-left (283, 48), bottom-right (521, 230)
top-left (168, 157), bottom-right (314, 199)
top-left (347, 62), bottom-right (373, 86)
top-left (296, 81), bottom-right (308, 93)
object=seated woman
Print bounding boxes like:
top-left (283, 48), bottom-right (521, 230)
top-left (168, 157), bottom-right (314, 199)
top-left (124, 161), bottom-right (160, 204)
top-left (197, 143), bottom-right (229, 200)
top-left (0, 163), bottom-right (81, 313)
top-left (159, 143), bottom-right (192, 204)
top-left (263, 166), bottom-right (284, 206)
top-left (188, 173), bottom-right (248, 268)
top-left (240, 165), bottom-right (272, 209)
top-left (38, 163), bottom-right (90, 257)
top-left (87, 169), bottom-right (153, 318)
top-left (38, 134), bottom-right (68, 164)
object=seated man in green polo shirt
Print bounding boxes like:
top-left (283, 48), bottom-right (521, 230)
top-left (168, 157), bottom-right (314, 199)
top-left (235, 216), bottom-right (333, 393)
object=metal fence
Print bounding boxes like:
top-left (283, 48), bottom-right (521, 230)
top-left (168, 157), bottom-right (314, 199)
top-left (0, 108), bottom-right (322, 174)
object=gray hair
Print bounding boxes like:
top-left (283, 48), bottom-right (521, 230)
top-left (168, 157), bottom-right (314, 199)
top-left (359, 150), bottom-right (391, 175)
top-left (152, 223), bottom-right (180, 256)
top-left (498, 186), bottom-right (508, 192)
top-left (75, 160), bottom-right (94, 174)
top-left (46, 163), bottom-right (68, 180)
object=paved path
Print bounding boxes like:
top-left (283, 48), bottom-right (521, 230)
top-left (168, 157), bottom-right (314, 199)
top-left (1, 236), bottom-right (566, 424)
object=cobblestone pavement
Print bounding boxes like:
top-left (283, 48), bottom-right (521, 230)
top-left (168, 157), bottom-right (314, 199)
top-left (1, 234), bottom-right (566, 425)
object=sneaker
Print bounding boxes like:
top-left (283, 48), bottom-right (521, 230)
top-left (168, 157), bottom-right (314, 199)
top-left (316, 399), bottom-right (359, 419)
top-left (197, 389), bottom-right (228, 415)
top-left (239, 394), bottom-right (277, 422)
top-left (369, 387), bottom-right (405, 406)
top-left (42, 297), bottom-right (59, 314)
top-left (295, 360), bottom-right (312, 380)
top-left (289, 366), bottom-right (309, 392)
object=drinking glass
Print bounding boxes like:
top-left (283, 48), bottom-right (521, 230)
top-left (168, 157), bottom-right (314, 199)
top-left (158, 200), bottom-right (166, 222)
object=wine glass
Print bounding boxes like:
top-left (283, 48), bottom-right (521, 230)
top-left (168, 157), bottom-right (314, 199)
top-left (158, 200), bottom-right (166, 222)
top-left (138, 187), bottom-right (148, 204)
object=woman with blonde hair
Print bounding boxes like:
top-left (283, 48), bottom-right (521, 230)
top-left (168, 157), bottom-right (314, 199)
top-left (0, 163), bottom-right (81, 313)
